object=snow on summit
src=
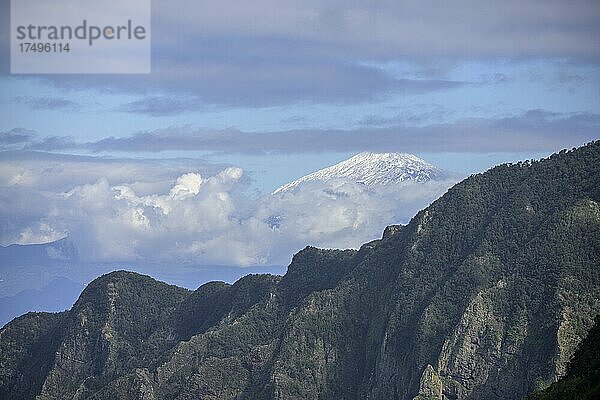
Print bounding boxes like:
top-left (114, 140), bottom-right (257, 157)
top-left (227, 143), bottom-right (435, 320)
top-left (273, 152), bottom-right (445, 194)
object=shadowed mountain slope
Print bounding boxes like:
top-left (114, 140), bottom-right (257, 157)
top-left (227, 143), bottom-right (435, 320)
top-left (1, 141), bottom-right (599, 400)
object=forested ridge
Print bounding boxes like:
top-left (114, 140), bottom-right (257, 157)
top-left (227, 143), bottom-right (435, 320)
top-left (1, 141), bottom-right (599, 400)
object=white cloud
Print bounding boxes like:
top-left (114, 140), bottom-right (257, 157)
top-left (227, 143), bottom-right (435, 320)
top-left (0, 151), bottom-right (227, 193)
top-left (16, 222), bottom-right (66, 245)
top-left (260, 178), bottom-right (454, 255)
top-left (0, 155), bottom-right (457, 265)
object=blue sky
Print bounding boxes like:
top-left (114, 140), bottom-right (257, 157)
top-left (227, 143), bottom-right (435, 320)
top-left (1, 58), bottom-right (597, 191)
top-left (0, 0), bottom-right (599, 264)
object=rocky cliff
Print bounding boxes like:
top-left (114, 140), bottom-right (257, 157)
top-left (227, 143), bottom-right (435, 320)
top-left (1, 141), bottom-right (599, 400)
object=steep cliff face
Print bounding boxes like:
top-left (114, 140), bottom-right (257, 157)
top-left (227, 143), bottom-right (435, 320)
top-left (33, 272), bottom-right (190, 400)
top-left (1, 141), bottom-right (599, 400)
top-left (528, 316), bottom-right (600, 400)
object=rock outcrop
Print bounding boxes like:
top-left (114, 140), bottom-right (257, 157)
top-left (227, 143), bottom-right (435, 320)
top-left (1, 141), bottom-right (599, 399)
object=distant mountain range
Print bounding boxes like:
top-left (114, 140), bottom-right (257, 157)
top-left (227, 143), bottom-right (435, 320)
top-left (0, 151), bottom-right (451, 319)
top-left (1, 141), bottom-right (598, 399)
top-left (0, 239), bottom-right (285, 327)
top-left (273, 152), bottom-right (449, 194)
top-left (0, 237), bottom-right (78, 267)
top-left (0, 277), bottom-right (83, 327)
top-left (0, 250), bottom-right (286, 327)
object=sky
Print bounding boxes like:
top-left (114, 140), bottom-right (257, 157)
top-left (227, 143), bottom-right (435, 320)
top-left (0, 0), bottom-right (599, 266)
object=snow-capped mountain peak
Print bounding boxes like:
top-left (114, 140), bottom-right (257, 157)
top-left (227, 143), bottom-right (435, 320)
top-left (273, 152), bottom-right (445, 194)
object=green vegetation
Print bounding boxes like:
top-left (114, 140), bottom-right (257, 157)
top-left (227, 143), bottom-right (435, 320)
top-left (1, 141), bottom-right (599, 399)
top-left (529, 316), bottom-right (600, 400)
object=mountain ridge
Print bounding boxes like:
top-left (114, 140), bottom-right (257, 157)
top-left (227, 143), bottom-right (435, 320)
top-left (1, 141), bottom-right (599, 399)
top-left (0, 237), bottom-right (78, 266)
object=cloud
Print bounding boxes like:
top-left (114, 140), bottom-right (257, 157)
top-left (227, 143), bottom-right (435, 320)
top-left (117, 96), bottom-right (205, 116)
top-left (47, 67), bottom-right (465, 109)
top-left (477, 73), bottom-right (514, 86)
top-left (0, 128), bottom-right (36, 147)
top-left (83, 110), bottom-right (600, 154)
top-left (359, 104), bottom-right (450, 126)
top-left (0, 129), bottom-right (77, 152)
top-left (0, 151), bottom-right (227, 192)
top-left (25, 136), bottom-right (78, 151)
top-left (2, 0), bottom-right (597, 106)
top-left (0, 153), bottom-right (456, 265)
top-left (0, 185), bottom-right (65, 245)
top-left (58, 168), bottom-right (253, 263)
top-left (13, 96), bottom-right (80, 111)
top-left (258, 178), bottom-right (455, 258)
top-left (3, 110), bottom-right (597, 155)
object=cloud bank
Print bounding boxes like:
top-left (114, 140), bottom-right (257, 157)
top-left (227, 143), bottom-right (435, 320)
top-left (1, 0), bottom-right (598, 106)
top-left (12, 96), bottom-right (80, 112)
top-left (87, 112), bottom-right (598, 154)
top-left (3, 110), bottom-right (598, 155)
top-left (0, 154), bottom-right (456, 265)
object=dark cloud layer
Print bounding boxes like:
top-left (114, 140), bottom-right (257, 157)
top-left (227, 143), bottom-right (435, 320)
top-left (1, 0), bottom-right (598, 106)
top-left (2, 111), bottom-right (597, 154)
top-left (113, 76), bottom-right (467, 114)
top-left (117, 97), bottom-right (205, 116)
top-left (0, 128), bottom-right (35, 146)
top-left (80, 110), bottom-right (599, 154)
top-left (13, 96), bottom-right (80, 111)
